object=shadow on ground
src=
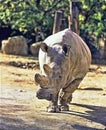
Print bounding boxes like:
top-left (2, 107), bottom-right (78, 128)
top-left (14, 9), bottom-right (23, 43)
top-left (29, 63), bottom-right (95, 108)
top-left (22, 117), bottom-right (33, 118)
top-left (0, 102), bottom-right (106, 130)
top-left (63, 103), bottom-right (106, 130)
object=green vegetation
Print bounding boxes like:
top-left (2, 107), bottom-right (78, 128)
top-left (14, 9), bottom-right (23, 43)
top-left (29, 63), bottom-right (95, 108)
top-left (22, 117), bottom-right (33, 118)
top-left (0, 0), bottom-right (105, 43)
top-left (80, 0), bottom-right (106, 38)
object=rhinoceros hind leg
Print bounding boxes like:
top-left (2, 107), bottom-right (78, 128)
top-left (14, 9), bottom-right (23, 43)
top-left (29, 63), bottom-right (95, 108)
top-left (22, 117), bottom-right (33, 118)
top-left (58, 78), bottom-right (83, 111)
top-left (59, 104), bottom-right (69, 111)
top-left (58, 92), bottom-right (72, 111)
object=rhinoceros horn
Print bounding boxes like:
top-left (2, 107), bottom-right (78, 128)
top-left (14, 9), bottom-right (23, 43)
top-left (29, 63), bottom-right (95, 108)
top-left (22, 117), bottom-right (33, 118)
top-left (35, 73), bottom-right (49, 88)
top-left (43, 64), bottom-right (51, 75)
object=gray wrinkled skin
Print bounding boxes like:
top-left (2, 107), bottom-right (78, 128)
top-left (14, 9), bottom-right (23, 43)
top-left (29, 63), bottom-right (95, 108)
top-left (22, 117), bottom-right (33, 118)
top-left (35, 29), bottom-right (91, 112)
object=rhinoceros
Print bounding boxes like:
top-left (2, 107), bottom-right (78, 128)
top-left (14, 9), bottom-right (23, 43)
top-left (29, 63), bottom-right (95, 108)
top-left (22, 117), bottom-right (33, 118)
top-left (35, 29), bottom-right (91, 112)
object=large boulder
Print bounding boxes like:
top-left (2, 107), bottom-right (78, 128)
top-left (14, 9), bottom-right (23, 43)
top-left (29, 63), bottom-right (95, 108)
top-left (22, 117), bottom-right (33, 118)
top-left (30, 42), bottom-right (41, 57)
top-left (98, 38), bottom-right (106, 59)
top-left (1, 36), bottom-right (28, 55)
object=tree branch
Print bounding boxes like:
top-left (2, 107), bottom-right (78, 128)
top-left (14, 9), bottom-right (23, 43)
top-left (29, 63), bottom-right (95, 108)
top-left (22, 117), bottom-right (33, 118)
top-left (44, 0), bottom-right (62, 14)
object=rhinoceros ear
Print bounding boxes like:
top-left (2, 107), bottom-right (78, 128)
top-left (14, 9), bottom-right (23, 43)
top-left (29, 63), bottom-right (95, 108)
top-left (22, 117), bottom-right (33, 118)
top-left (40, 42), bottom-right (48, 52)
top-left (35, 73), bottom-right (49, 87)
top-left (43, 64), bottom-right (51, 75)
top-left (62, 44), bottom-right (70, 56)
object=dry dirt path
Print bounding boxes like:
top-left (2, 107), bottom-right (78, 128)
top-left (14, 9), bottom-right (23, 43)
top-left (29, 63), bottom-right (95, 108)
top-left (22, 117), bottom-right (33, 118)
top-left (0, 54), bottom-right (106, 130)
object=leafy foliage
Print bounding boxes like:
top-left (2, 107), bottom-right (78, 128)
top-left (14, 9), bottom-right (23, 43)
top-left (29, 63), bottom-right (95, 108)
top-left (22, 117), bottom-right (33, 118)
top-left (0, 0), bottom-right (105, 44)
top-left (0, 0), bottom-right (69, 35)
top-left (80, 0), bottom-right (106, 38)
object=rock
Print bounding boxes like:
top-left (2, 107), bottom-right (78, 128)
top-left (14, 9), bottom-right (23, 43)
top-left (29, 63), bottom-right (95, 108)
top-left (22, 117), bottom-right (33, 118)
top-left (98, 38), bottom-right (106, 59)
top-left (1, 36), bottom-right (28, 55)
top-left (30, 42), bottom-right (41, 57)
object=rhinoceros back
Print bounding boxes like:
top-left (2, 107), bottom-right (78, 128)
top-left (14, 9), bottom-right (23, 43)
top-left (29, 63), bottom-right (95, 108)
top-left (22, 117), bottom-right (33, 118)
top-left (63, 29), bottom-right (91, 76)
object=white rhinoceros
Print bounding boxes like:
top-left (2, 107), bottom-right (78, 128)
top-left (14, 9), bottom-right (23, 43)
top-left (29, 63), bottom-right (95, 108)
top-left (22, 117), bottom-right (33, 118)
top-left (35, 29), bottom-right (91, 112)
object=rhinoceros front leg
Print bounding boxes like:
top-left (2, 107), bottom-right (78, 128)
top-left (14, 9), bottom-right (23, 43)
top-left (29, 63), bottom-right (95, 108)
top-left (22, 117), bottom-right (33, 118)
top-left (58, 78), bottom-right (83, 111)
top-left (47, 93), bottom-right (60, 112)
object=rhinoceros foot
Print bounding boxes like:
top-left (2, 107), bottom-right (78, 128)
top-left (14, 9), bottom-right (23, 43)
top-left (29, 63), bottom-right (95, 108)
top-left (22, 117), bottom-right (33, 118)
top-left (59, 104), bottom-right (69, 111)
top-left (47, 105), bottom-right (60, 113)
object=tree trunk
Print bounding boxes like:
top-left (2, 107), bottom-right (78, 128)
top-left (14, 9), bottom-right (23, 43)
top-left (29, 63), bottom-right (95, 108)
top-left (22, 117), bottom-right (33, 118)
top-left (69, 1), bottom-right (81, 35)
top-left (52, 11), bottom-right (63, 34)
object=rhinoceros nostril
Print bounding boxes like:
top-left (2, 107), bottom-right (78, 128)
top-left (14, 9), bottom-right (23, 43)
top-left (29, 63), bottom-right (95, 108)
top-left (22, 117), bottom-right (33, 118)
top-left (36, 91), bottom-right (43, 99)
top-left (50, 94), bottom-right (52, 99)
top-left (50, 94), bottom-right (52, 97)
top-left (36, 91), bottom-right (40, 97)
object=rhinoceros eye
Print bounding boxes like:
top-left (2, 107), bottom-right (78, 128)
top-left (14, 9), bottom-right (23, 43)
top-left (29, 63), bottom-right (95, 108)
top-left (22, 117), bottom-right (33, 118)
top-left (59, 75), bottom-right (62, 80)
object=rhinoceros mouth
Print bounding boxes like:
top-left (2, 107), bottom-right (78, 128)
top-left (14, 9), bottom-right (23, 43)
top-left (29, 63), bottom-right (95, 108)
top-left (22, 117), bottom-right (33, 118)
top-left (36, 94), bottom-right (52, 101)
top-left (36, 90), bottom-right (52, 101)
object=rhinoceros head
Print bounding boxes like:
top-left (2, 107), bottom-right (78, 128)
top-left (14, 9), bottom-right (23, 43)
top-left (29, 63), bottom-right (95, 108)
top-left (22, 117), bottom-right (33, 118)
top-left (35, 42), bottom-right (71, 100)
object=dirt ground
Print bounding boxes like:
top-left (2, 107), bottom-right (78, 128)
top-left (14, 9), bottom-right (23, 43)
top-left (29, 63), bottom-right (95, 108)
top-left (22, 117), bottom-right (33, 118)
top-left (0, 53), bottom-right (106, 130)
